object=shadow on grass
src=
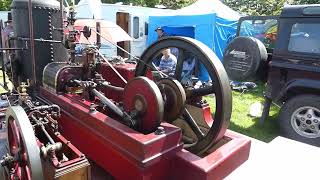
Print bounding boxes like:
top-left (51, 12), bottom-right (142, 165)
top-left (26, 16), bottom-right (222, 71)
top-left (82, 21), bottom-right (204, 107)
top-left (229, 110), bottom-right (280, 143)
top-left (228, 81), bottom-right (281, 142)
top-left (205, 82), bottom-right (280, 142)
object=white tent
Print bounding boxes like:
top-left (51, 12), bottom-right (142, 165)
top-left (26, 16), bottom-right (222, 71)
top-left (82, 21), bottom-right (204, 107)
top-left (77, 0), bottom-right (102, 19)
top-left (175, 0), bottom-right (240, 20)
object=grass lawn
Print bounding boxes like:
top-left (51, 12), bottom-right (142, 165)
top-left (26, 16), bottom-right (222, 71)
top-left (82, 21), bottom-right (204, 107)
top-left (0, 72), bottom-right (13, 94)
top-left (205, 82), bottom-right (280, 142)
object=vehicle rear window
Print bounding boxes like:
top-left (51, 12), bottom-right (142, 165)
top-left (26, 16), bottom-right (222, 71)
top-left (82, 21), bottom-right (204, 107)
top-left (239, 18), bottom-right (278, 49)
top-left (288, 23), bottom-right (320, 54)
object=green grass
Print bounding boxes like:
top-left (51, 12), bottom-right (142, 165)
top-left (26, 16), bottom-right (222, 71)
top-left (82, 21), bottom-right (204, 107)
top-left (205, 82), bottom-right (280, 142)
top-left (0, 72), bottom-right (13, 94)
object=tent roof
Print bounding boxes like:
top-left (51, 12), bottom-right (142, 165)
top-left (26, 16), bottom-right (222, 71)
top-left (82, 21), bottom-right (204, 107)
top-left (174, 0), bottom-right (240, 20)
top-left (77, 0), bottom-right (102, 19)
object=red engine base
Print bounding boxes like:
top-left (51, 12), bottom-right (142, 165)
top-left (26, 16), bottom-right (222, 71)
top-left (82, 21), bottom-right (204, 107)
top-left (40, 88), bottom-right (250, 180)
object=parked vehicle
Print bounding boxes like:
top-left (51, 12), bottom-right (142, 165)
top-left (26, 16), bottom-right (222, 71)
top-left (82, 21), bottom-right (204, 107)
top-left (223, 5), bottom-right (320, 146)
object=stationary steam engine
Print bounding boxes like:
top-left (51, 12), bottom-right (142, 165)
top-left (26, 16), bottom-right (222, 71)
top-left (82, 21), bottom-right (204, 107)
top-left (0, 0), bottom-right (251, 179)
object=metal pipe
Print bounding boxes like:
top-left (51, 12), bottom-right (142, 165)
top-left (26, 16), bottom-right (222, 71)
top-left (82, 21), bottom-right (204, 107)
top-left (91, 88), bottom-right (124, 117)
top-left (60, 0), bottom-right (64, 41)
top-left (101, 82), bottom-right (124, 91)
top-left (96, 50), bottom-right (128, 84)
top-left (0, 20), bottom-right (7, 90)
top-left (28, 0), bottom-right (37, 86)
top-left (16, 37), bottom-right (62, 43)
top-left (0, 48), bottom-right (27, 51)
top-left (96, 21), bottom-right (101, 48)
top-left (30, 104), bottom-right (61, 114)
top-left (41, 125), bottom-right (55, 145)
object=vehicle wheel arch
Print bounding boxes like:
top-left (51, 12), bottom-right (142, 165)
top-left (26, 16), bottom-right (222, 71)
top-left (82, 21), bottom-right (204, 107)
top-left (279, 79), bottom-right (320, 102)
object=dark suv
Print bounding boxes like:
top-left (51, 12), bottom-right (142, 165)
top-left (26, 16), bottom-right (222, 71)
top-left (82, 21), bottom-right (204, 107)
top-left (223, 5), bottom-right (320, 146)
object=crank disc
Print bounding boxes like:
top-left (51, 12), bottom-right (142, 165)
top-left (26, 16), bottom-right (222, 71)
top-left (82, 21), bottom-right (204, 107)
top-left (135, 37), bottom-right (232, 155)
top-left (123, 77), bottom-right (164, 134)
top-left (6, 106), bottom-right (44, 180)
top-left (157, 78), bottom-right (186, 122)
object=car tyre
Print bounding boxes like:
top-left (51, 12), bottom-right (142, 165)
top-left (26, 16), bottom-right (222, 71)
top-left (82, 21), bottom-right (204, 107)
top-left (279, 95), bottom-right (320, 146)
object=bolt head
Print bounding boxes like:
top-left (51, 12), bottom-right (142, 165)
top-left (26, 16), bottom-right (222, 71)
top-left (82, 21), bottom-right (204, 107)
top-left (314, 119), bottom-right (319, 123)
top-left (307, 114), bottom-right (312, 118)
top-left (301, 117), bottom-right (305, 121)
top-left (311, 125), bottom-right (315, 129)
top-left (154, 126), bottom-right (165, 135)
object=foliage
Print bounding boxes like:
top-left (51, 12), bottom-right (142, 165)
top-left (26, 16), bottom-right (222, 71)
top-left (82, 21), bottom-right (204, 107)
top-left (224, 0), bottom-right (320, 16)
top-left (291, 0), bottom-right (319, 4)
top-left (101, 0), bottom-right (194, 9)
top-left (161, 0), bottom-right (196, 9)
top-left (224, 0), bottom-right (287, 16)
top-left (0, 0), bottom-right (12, 11)
top-left (100, 0), bottom-right (160, 7)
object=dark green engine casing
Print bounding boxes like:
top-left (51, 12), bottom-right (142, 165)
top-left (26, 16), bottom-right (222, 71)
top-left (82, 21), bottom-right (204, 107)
top-left (11, 0), bottom-right (68, 84)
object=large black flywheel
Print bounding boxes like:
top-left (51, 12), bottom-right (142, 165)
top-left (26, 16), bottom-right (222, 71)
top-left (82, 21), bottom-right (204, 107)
top-left (135, 37), bottom-right (232, 155)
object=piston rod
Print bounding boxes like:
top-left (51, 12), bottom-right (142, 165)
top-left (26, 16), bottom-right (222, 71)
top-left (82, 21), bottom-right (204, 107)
top-left (91, 88), bottom-right (124, 117)
top-left (101, 82), bottom-right (124, 91)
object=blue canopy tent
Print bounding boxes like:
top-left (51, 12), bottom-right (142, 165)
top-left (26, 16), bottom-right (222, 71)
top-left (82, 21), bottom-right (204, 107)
top-left (147, 0), bottom-right (240, 80)
top-left (148, 15), bottom-right (238, 60)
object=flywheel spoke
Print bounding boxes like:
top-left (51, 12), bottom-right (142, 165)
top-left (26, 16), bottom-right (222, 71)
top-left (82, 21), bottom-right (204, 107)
top-left (174, 49), bottom-right (185, 81)
top-left (9, 120), bottom-right (20, 154)
top-left (24, 165), bottom-right (32, 180)
top-left (182, 108), bottom-right (205, 139)
top-left (14, 163), bottom-right (22, 179)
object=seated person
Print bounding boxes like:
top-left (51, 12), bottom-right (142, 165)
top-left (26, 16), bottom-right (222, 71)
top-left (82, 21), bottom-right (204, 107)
top-left (170, 47), bottom-right (179, 59)
top-left (159, 48), bottom-right (177, 76)
top-left (181, 53), bottom-right (196, 84)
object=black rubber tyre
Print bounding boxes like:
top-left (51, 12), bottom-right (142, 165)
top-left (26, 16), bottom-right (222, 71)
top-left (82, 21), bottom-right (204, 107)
top-left (223, 36), bottom-right (267, 81)
top-left (279, 95), bottom-right (320, 147)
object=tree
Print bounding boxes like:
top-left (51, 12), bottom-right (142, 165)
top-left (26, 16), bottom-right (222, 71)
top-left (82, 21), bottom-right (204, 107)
top-left (224, 0), bottom-right (320, 16)
top-left (291, 0), bottom-right (319, 4)
top-left (0, 0), bottom-right (12, 11)
top-left (101, 0), bottom-right (194, 9)
top-left (224, 0), bottom-right (286, 16)
top-left (160, 0), bottom-right (195, 9)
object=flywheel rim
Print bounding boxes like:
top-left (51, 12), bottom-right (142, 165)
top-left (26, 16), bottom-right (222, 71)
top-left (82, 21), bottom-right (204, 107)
top-left (5, 106), bottom-right (44, 180)
top-left (135, 36), bottom-right (232, 155)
